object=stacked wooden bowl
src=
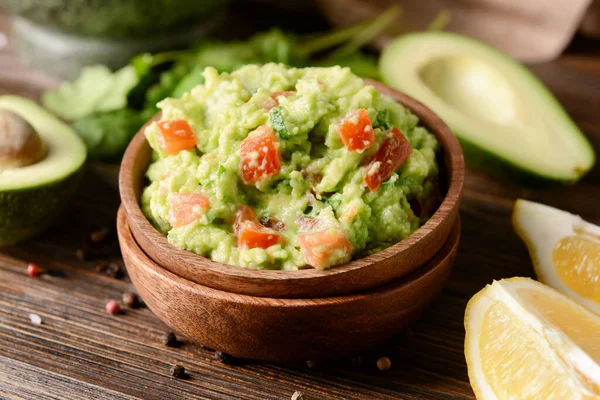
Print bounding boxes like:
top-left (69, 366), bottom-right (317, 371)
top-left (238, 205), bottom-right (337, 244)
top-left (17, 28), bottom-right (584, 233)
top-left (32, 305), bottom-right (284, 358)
top-left (117, 81), bottom-right (464, 362)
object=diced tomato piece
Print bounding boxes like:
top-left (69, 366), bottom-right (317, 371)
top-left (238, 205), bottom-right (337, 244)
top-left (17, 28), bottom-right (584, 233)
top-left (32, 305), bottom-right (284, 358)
top-left (364, 127), bottom-right (412, 192)
top-left (237, 221), bottom-right (280, 249)
top-left (272, 91), bottom-right (296, 99)
top-left (233, 204), bottom-right (281, 248)
top-left (338, 109), bottom-right (375, 151)
top-left (298, 229), bottom-right (353, 269)
top-left (157, 119), bottom-right (197, 155)
top-left (168, 192), bottom-right (210, 228)
top-left (262, 97), bottom-right (278, 111)
top-left (240, 125), bottom-right (281, 184)
top-left (262, 91), bottom-right (296, 110)
top-left (296, 216), bottom-right (324, 233)
top-left (234, 205), bottom-right (257, 233)
top-left (317, 80), bottom-right (327, 92)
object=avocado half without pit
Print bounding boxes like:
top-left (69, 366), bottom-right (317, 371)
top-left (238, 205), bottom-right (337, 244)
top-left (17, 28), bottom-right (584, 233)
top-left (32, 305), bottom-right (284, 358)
top-left (380, 32), bottom-right (596, 184)
top-left (0, 96), bottom-right (86, 245)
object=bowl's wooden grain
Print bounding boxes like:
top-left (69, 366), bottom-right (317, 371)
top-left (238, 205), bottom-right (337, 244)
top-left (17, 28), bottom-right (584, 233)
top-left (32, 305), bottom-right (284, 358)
top-left (119, 80), bottom-right (464, 298)
top-left (117, 206), bottom-right (461, 362)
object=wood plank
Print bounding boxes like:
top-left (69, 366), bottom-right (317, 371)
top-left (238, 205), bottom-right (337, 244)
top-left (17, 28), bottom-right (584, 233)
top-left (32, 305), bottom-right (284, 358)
top-left (0, 4), bottom-right (599, 399)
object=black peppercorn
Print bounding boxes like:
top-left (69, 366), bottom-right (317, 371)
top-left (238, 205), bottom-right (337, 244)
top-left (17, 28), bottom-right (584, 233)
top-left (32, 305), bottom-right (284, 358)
top-left (169, 364), bottom-right (185, 378)
top-left (104, 263), bottom-right (124, 279)
top-left (215, 351), bottom-right (234, 364)
top-left (122, 292), bottom-right (139, 308)
top-left (161, 332), bottom-right (178, 347)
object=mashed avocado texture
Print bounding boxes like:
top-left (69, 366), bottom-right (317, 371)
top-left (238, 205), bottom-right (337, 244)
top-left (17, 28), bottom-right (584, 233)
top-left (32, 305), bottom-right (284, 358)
top-left (142, 63), bottom-right (440, 270)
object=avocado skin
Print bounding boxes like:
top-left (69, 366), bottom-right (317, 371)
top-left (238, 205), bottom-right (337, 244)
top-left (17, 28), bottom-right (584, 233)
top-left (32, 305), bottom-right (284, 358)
top-left (0, 170), bottom-right (82, 246)
top-left (458, 136), bottom-right (579, 187)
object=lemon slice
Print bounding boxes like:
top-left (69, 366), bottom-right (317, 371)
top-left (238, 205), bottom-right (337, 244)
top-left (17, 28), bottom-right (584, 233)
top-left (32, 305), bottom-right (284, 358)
top-left (465, 277), bottom-right (600, 400)
top-left (513, 199), bottom-right (600, 314)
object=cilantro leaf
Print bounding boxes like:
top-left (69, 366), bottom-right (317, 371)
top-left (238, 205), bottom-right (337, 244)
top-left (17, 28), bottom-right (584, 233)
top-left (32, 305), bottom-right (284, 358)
top-left (71, 109), bottom-right (145, 161)
top-left (42, 65), bottom-right (139, 121)
top-left (171, 66), bottom-right (205, 98)
top-left (269, 107), bottom-right (289, 140)
top-left (325, 198), bottom-right (342, 210)
top-left (374, 109), bottom-right (391, 130)
top-left (319, 52), bottom-right (381, 80)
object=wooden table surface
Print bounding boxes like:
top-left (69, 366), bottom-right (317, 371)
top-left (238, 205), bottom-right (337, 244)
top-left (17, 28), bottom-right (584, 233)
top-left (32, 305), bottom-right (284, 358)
top-left (1, 8), bottom-right (599, 400)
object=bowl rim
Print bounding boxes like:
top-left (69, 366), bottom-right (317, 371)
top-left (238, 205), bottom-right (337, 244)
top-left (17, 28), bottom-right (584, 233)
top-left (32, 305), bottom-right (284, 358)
top-left (118, 205), bottom-right (461, 304)
top-left (119, 79), bottom-right (464, 297)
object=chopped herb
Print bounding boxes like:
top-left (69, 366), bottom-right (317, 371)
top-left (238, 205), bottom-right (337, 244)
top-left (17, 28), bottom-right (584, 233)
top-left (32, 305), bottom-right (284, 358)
top-left (270, 107), bottom-right (289, 139)
top-left (217, 165), bottom-right (226, 177)
top-left (325, 198), bottom-right (342, 210)
top-left (374, 109), bottom-right (390, 130)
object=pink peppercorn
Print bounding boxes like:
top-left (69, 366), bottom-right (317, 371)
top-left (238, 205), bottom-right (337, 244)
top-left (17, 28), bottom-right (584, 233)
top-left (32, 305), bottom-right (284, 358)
top-left (27, 263), bottom-right (41, 277)
top-left (105, 300), bottom-right (120, 315)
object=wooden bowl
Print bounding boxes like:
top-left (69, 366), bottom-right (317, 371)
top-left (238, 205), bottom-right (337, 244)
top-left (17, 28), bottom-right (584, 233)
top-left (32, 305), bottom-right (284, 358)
top-left (117, 206), bottom-right (461, 362)
top-left (119, 80), bottom-right (464, 298)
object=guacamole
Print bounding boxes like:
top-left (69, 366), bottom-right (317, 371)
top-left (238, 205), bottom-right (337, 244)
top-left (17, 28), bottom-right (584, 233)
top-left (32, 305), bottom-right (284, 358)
top-left (141, 63), bottom-right (440, 270)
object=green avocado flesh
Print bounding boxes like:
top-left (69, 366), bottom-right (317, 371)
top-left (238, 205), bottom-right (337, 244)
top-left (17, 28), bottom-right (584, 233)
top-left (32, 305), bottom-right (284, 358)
top-left (380, 32), bottom-right (596, 183)
top-left (0, 96), bottom-right (86, 245)
top-left (142, 64), bottom-right (440, 270)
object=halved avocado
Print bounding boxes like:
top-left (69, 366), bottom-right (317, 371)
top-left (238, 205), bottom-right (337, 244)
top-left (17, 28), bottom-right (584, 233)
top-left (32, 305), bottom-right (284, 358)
top-left (380, 32), bottom-right (596, 184)
top-left (0, 96), bottom-right (86, 245)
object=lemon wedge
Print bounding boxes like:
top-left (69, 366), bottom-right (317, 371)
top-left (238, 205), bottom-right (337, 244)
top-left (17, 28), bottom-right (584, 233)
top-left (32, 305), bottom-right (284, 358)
top-left (512, 199), bottom-right (600, 314)
top-left (465, 277), bottom-right (600, 399)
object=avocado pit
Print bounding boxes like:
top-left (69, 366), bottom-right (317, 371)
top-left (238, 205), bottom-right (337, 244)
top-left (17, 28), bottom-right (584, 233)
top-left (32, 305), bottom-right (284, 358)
top-left (0, 108), bottom-right (46, 170)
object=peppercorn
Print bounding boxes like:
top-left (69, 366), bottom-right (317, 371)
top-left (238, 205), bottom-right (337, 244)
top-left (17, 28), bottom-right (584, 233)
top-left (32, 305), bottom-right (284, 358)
top-left (122, 292), bottom-right (139, 308)
top-left (105, 300), bottom-right (120, 315)
top-left (104, 263), bottom-right (124, 279)
top-left (75, 248), bottom-right (87, 260)
top-left (29, 313), bottom-right (42, 325)
top-left (27, 263), bottom-right (41, 277)
top-left (215, 351), bottom-right (234, 364)
top-left (97, 262), bottom-right (124, 279)
top-left (376, 356), bottom-right (391, 371)
top-left (161, 332), bottom-right (178, 347)
top-left (169, 364), bottom-right (186, 378)
top-left (291, 391), bottom-right (305, 400)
